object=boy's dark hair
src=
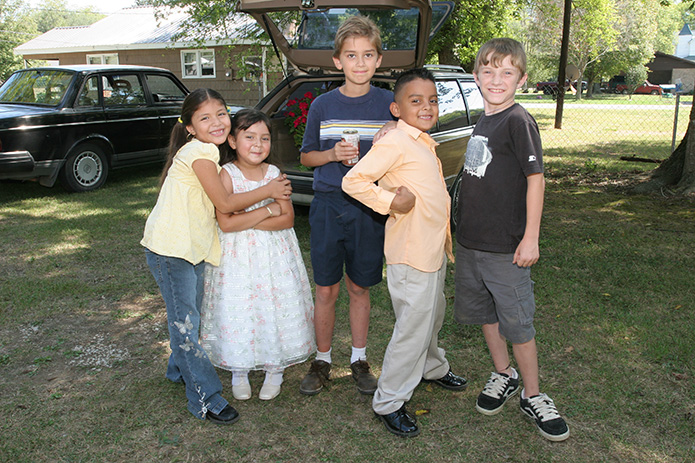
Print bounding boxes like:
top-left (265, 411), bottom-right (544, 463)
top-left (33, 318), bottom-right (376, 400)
top-left (220, 108), bottom-right (274, 165)
top-left (160, 88), bottom-right (228, 186)
top-left (333, 15), bottom-right (383, 58)
top-left (393, 68), bottom-right (435, 101)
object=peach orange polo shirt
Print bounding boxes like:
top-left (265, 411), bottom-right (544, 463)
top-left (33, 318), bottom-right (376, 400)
top-left (342, 120), bottom-right (453, 272)
top-left (141, 140), bottom-right (222, 266)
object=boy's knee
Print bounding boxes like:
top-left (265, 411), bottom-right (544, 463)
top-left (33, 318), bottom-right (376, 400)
top-left (315, 284), bottom-right (340, 303)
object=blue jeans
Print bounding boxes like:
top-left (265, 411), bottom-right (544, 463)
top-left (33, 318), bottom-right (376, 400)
top-left (145, 249), bottom-right (228, 420)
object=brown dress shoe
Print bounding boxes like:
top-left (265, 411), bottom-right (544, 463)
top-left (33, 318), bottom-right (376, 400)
top-left (350, 360), bottom-right (378, 394)
top-left (299, 360), bottom-right (331, 395)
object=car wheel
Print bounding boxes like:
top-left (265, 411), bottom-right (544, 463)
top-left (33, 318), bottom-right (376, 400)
top-left (59, 142), bottom-right (109, 192)
top-left (621, 89), bottom-right (628, 94)
top-left (650, 90), bottom-right (659, 95)
top-left (449, 169), bottom-right (464, 233)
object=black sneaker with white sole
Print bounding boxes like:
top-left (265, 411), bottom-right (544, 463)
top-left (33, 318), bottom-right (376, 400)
top-left (476, 371), bottom-right (520, 416)
top-left (519, 393), bottom-right (570, 442)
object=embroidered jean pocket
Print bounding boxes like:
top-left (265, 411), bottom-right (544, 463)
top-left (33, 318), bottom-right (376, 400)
top-left (514, 280), bottom-right (536, 326)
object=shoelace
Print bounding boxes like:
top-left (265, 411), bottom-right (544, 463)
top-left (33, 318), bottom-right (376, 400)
top-left (352, 360), bottom-right (370, 374)
top-left (310, 362), bottom-right (331, 384)
top-left (482, 372), bottom-right (511, 398)
top-left (526, 393), bottom-right (561, 421)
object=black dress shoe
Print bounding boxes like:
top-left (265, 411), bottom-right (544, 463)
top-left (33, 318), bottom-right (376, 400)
top-left (375, 404), bottom-right (420, 437)
top-left (206, 404), bottom-right (240, 425)
top-left (425, 370), bottom-right (468, 391)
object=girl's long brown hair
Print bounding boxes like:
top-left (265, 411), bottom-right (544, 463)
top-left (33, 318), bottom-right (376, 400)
top-left (159, 88), bottom-right (228, 186)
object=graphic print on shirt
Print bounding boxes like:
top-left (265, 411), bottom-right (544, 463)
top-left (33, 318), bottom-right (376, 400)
top-left (463, 135), bottom-right (492, 178)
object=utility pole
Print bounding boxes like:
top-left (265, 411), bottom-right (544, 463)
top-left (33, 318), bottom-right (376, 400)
top-left (555, 0), bottom-right (572, 129)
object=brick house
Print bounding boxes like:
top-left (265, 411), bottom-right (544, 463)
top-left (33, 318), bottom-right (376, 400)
top-left (14, 6), bottom-right (280, 106)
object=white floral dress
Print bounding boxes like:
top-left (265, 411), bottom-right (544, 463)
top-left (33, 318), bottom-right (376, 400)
top-left (200, 163), bottom-right (315, 372)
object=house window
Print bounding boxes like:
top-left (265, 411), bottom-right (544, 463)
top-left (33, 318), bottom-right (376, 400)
top-left (243, 56), bottom-right (263, 82)
top-left (87, 54), bottom-right (119, 65)
top-left (181, 50), bottom-right (215, 78)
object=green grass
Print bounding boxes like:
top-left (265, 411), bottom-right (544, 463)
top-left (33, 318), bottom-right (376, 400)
top-left (0, 154), bottom-right (694, 462)
top-left (517, 91), bottom-right (693, 105)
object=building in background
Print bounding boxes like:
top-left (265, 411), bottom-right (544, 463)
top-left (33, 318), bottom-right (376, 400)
top-left (14, 6), bottom-right (279, 106)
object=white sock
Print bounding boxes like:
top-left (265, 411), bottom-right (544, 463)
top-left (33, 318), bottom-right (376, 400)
top-left (510, 367), bottom-right (518, 379)
top-left (264, 370), bottom-right (284, 386)
top-left (315, 349), bottom-right (332, 364)
top-left (351, 346), bottom-right (366, 364)
top-left (232, 370), bottom-right (249, 386)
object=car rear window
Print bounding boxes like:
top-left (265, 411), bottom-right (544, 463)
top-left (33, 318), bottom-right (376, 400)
top-left (459, 80), bottom-right (484, 125)
top-left (146, 73), bottom-right (187, 103)
top-left (435, 79), bottom-right (469, 133)
top-left (0, 69), bottom-right (74, 106)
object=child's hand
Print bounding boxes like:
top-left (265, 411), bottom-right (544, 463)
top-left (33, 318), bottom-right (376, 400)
top-left (373, 121), bottom-right (397, 143)
top-left (390, 186), bottom-right (416, 214)
top-left (332, 141), bottom-right (359, 164)
top-left (513, 237), bottom-right (539, 268)
top-left (266, 201), bottom-right (282, 217)
top-left (267, 174), bottom-right (292, 199)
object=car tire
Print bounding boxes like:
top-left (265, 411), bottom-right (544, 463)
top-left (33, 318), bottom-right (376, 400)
top-left (621, 89), bottom-right (628, 94)
top-left (449, 169), bottom-right (463, 233)
top-left (59, 142), bottom-right (109, 192)
top-left (650, 90), bottom-right (659, 95)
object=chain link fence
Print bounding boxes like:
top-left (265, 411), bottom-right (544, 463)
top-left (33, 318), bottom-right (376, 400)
top-left (519, 92), bottom-right (692, 162)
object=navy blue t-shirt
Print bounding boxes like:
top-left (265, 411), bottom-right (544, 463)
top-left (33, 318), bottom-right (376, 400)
top-left (301, 86), bottom-right (394, 193)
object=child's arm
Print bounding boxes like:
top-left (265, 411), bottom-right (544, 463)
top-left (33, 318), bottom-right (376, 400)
top-left (216, 200), bottom-right (283, 232)
top-left (342, 144), bottom-right (403, 215)
top-left (389, 186), bottom-right (416, 214)
top-left (253, 198), bottom-right (294, 231)
top-left (513, 172), bottom-right (545, 267)
top-left (301, 141), bottom-right (359, 167)
top-left (192, 159), bottom-right (291, 213)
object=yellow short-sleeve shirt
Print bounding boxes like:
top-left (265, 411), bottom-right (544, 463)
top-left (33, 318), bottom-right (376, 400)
top-left (141, 140), bottom-right (222, 266)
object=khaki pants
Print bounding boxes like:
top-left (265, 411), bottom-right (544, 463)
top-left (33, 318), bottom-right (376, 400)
top-left (373, 259), bottom-right (450, 415)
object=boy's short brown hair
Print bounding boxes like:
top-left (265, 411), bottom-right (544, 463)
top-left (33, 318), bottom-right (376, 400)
top-left (333, 15), bottom-right (383, 58)
top-left (473, 38), bottom-right (526, 76)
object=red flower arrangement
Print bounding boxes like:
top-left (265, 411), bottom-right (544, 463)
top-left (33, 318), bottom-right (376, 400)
top-left (284, 90), bottom-right (319, 150)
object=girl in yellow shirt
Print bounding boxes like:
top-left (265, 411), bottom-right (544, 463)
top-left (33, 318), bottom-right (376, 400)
top-left (141, 89), bottom-right (291, 424)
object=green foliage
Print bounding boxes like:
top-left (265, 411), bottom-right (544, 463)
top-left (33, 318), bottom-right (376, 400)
top-left (427, 0), bottom-right (519, 71)
top-left (29, 0), bottom-right (103, 33)
top-left (625, 63), bottom-right (648, 91)
top-left (0, 0), bottom-right (30, 79)
top-left (2, 0), bottom-right (105, 80)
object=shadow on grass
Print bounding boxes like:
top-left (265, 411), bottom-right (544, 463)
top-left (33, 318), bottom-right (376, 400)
top-left (1, 160), bottom-right (694, 462)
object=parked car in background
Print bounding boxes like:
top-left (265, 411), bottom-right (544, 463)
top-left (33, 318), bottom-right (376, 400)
top-left (239, 0), bottom-right (483, 228)
top-left (535, 79), bottom-right (586, 95)
top-left (0, 65), bottom-right (188, 191)
top-left (609, 76), bottom-right (663, 95)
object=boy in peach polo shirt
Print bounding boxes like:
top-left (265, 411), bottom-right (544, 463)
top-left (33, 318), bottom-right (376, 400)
top-left (342, 68), bottom-right (467, 438)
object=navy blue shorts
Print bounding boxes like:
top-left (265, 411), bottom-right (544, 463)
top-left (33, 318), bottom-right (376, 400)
top-left (309, 190), bottom-right (386, 287)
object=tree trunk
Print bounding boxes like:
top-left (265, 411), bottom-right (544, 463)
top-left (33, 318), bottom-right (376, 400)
top-left (634, 101), bottom-right (695, 195)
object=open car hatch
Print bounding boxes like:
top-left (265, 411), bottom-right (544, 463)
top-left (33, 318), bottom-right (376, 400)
top-left (239, 0), bottom-right (453, 74)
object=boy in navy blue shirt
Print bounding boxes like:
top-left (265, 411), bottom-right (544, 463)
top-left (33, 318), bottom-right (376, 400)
top-left (298, 16), bottom-right (393, 396)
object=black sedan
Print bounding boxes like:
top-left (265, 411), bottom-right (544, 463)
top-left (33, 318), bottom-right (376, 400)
top-left (0, 65), bottom-right (189, 192)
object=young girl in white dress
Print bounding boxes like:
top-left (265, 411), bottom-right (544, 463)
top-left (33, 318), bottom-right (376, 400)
top-left (201, 109), bottom-right (315, 401)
